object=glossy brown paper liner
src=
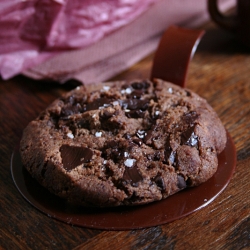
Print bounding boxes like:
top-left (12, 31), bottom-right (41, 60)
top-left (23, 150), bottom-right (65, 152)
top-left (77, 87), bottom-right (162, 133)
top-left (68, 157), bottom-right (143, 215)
top-left (11, 132), bottom-right (236, 230)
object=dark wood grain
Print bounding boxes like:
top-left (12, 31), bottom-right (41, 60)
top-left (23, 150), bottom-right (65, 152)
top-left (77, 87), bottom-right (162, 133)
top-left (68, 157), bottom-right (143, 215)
top-left (0, 21), bottom-right (249, 250)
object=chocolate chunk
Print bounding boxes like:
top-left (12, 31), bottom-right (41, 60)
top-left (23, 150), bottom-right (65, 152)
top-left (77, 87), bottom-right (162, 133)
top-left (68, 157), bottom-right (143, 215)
top-left (123, 166), bottom-right (143, 185)
top-left (144, 129), bottom-right (153, 143)
top-left (130, 90), bottom-right (144, 99)
top-left (104, 166), bottom-right (114, 177)
top-left (177, 175), bottom-right (187, 189)
top-left (103, 140), bottom-right (122, 163)
top-left (61, 103), bottom-right (82, 117)
top-left (107, 140), bottom-right (119, 148)
top-left (131, 81), bottom-right (150, 90)
top-left (144, 125), bottom-right (158, 144)
top-left (122, 133), bottom-right (143, 146)
top-left (185, 90), bottom-right (191, 96)
top-left (112, 149), bottom-right (121, 163)
top-left (181, 126), bottom-right (199, 147)
top-left (77, 119), bottom-right (90, 129)
top-left (119, 99), bottom-right (149, 111)
top-left (153, 151), bottom-right (161, 161)
top-left (60, 145), bottom-right (93, 171)
top-left (101, 110), bottom-right (114, 119)
top-left (126, 110), bottom-right (146, 118)
top-left (132, 138), bottom-right (143, 146)
top-left (84, 97), bottom-right (111, 112)
top-left (119, 98), bottom-right (149, 119)
top-left (121, 83), bottom-right (130, 89)
top-left (100, 110), bottom-right (122, 130)
top-left (182, 111), bottom-right (199, 125)
top-left (154, 175), bottom-right (166, 190)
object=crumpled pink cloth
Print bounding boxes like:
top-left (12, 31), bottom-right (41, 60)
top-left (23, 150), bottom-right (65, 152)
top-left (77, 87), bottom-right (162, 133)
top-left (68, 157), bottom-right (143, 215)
top-left (0, 0), bottom-right (235, 83)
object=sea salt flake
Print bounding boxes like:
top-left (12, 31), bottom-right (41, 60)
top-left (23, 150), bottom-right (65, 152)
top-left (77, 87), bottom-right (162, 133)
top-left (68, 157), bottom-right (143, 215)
top-left (124, 152), bottom-right (129, 157)
top-left (67, 132), bottom-right (74, 139)
top-left (103, 85), bottom-right (110, 91)
top-left (136, 130), bottom-right (145, 138)
top-left (112, 101), bottom-right (119, 106)
top-left (124, 158), bottom-right (135, 167)
top-left (125, 88), bottom-right (132, 94)
top-left (168, 87), bottom-right (173, 93)
top-left (95, 132), bottom-right (102, 137)
top-left (137, 130), bottom-right (144, 133)
top-left (155, 111), bottom-right (160, 115)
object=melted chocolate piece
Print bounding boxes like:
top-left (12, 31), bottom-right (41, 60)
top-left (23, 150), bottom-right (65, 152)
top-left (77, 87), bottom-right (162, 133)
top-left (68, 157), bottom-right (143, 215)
top-left (130, 90), bottom-right (144, 99)
top-left (144, 129), bottom-right (153, 142)
top-left (61, 103), bottom-right (82, 117)
top-left (132, 138), bottom-right (143, 146)
top-left (100, 110), bottom-right (121, 130)
top-left (123, 166), bottom-right (143, 185)
top-left (126, 110), bottom-right (146, 118)
top-left (119, 98), bottom-right (149, 118)
top-left (144, 125), bottom-right (158, 144)
top-left (177, 175), bottom-right (187, 189)
top-left (84, 97), bottom-right (111, 112)
top-left (101, 110), bottom-right (114, 119)
top-left (107, 140), bottom-right (119, 148)
top-left (121, 83), bottom-right (130, 89)
top-left (119, 99), bottom-right (149, 111)
top-left (182, 111), bottom-right (199, 125)
top-left (185, 90), bottom-right (191, 96)
top-left (104, 166), bottom-right (114, 177)
top-left (153, 151), bottom-right (161, 161)
top-left (111, 149), bottom-right (121, 163)
top-left (77, 119), bottom-right (90, 129)
top-left (102, 140), bottom-right (122, 163)
top-left (123, 133), bottom-right (143, 146)
top-left (154, 175), bottom-right (166, 190)
top-left (131, 81), bottom-right (150, 90)
top-left (60, 145), bottom-right (93, 171)
top-left (181, 126), bottom-right (198, 147)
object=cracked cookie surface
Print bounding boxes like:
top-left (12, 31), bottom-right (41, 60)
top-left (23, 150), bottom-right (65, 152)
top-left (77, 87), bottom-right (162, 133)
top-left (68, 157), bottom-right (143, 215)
top-left (20, 79), bottom-right (227, 207)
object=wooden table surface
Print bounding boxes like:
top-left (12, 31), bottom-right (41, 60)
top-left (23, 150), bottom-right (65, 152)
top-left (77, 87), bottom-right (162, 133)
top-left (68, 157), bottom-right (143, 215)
top-left (1, 21), bottom-right (250, 250)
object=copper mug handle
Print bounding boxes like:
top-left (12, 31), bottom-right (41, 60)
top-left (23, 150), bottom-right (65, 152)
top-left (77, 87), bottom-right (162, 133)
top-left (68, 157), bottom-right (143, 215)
top-left (208, 0), bottom-right (250, 46)
top-left (208, 0), bottom-right (238, 31)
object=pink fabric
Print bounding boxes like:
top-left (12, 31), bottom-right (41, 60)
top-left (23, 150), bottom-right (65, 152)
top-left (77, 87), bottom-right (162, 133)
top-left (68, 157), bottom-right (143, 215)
top-left (0, 0), bottom-right (157, 79)
top-left (0, 0), bottom-right (235, 82)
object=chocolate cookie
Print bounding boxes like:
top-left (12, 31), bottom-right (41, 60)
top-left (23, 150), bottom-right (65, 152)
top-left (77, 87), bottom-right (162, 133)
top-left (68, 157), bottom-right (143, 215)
top-left (20, 79), bottom-right (227, 207)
